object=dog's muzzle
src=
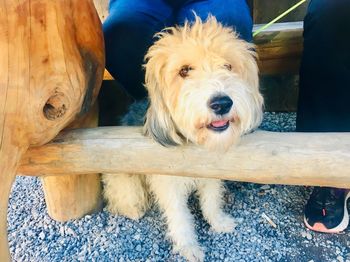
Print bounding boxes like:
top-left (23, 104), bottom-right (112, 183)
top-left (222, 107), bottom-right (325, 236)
top-left (207, 95), bottom-right (233, 132)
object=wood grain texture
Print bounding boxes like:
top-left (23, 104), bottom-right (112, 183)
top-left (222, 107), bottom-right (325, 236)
top-left (0, 0), bottom-right (104, 259)
top-left (41, 103), bottom-right (103, 222)
top-left (254, 22), bottom-right (303, 75)
top-left (18, 127), bottom-right (350, 188)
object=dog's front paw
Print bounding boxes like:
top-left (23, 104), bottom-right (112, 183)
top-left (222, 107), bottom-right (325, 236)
top-left (107, 203), bottom-right (146, 220)
top-left (119, 206), bottom-right (146, 220)
top-left (210, 214), bottom-right (237, 233)
top-left (175, 244), bottom-right (205, 262)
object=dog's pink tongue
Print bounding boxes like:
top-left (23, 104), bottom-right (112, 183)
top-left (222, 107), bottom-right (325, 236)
top-left (211, 120), bottom-right (228, 127)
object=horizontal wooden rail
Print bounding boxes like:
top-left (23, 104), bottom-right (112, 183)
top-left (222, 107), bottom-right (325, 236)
top-left (18, 127), bottom-right (350, 188)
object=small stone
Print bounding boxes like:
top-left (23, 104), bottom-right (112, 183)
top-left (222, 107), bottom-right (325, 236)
top-left (301, 231), bottom-right (312, 240)
top-left (153, 243), bottom-right (159, 250)
top-left (136, 245), bottom-right (142, 252)
top-left (60, 227), bottom-right (65, 236)
top-left (337, 256), bottom-right (344, 262)
top-left (27, 230), bottom-right (35, 237)
top-left (31, 210), bottom-right (39, 219)
top-left (306, 232), bottom-right (312, 240)
top-left (39, 232), bottom-right (45, 240)
top-left (66, 228), bottom-right (76, 236)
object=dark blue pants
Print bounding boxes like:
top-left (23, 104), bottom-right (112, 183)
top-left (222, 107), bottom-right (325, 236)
top-left (103, 0), bottom-right (252, 100)
top-left (296, 0), bottom-right (350, 131)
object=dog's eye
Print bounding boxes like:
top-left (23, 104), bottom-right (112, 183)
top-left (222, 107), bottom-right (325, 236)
top-left (223, 64), bottom-right (232, 71)
top-left (179, 65), bottom-right (192, 78)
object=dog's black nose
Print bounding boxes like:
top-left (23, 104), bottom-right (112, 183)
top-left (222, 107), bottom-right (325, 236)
top-left (209, 96), bottom-right (233, 115)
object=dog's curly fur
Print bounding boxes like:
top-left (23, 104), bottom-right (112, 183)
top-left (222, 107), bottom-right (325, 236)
top-left (103, 16), bottom-right (263, 262)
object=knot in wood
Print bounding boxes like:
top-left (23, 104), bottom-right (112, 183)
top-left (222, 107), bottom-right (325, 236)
top-left (43, 92), bottom-right (68, 121)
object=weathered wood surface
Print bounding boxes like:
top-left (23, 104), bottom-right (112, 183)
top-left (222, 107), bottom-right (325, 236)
top-left (254, 22), bottom-right (303, 111)
top-left (0, 0), bottom-right (104, 260)
top-left (18, 127), bottom-right (350, 188)
top-left (254, 22), bottom-right (303, 75)
top-left (41, 102), bottom-right (103, 222)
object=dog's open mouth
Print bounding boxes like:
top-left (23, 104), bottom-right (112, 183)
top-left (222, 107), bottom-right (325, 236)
top-left (207, 120), bottom-right (230, 132)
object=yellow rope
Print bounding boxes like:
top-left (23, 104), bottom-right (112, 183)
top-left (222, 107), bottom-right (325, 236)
top-left (253, 0), bottom-right (307, 37)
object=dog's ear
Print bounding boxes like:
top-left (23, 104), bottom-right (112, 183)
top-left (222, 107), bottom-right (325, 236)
top-left (231, 42), bottom-right (264, 132)
top-left (240, 46), bottom-right (264, 131)
top-left (144, 98), bottom-right (183, 147)
top-left (143, 42), bottom-right (184, 147)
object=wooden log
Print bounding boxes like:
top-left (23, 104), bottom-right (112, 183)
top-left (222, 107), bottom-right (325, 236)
top-left (41, 102), bottom-right (103, 222)
top-left (19, 127), bottom-right (350, 189)
top-left (0, 0), bottom-right (104, 260)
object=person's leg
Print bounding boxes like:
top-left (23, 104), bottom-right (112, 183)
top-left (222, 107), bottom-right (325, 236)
top-left (103, 0), bottom-right (174, 100)
top-left (176, 0), bottom-right (253, 42)
top-left (296, 0), bottom-right (350, 131)
top-left (297, 0), bottom-right (350, 233)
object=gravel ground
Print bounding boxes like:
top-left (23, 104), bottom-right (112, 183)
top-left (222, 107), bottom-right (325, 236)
top-left (8, 112), bottom-right (350, 261)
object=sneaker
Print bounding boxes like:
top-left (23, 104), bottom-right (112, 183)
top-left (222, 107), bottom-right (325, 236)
top-left (304, 187), bottom-right (350, 233)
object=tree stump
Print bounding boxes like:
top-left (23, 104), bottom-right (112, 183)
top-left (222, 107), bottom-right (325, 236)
top-left (0, 0), bottom-right (104, 260)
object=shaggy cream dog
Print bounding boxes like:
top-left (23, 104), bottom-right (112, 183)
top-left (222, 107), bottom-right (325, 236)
top-left (103, 16), bottom-right (263, 262)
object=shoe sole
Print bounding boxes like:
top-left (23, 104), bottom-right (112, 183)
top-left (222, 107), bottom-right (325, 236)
top-left (303, 190), bottom-right (350, 233)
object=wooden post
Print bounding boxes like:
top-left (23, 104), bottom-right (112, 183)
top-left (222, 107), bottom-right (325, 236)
top-left (0, 0), bottom-right (104, 260)
top-left (0, 144), bottom-right (26, 261)
top-left (41, 103), bottom-right (103, 222)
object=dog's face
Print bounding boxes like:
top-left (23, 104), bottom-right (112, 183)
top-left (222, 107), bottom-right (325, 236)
top-left (144, 16), bottom-right (263, 151)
